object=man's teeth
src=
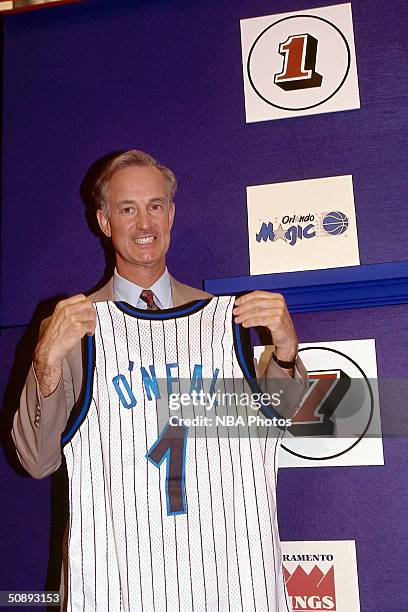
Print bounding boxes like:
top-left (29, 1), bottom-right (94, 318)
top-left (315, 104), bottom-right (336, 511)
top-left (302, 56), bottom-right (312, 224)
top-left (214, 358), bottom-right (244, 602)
top-left (134, 237), bottom-right (155, 244)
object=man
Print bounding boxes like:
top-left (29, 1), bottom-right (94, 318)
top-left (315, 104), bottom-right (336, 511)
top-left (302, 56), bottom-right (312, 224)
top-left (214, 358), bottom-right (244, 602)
top-left (13, 150), bottom-right (307, 610)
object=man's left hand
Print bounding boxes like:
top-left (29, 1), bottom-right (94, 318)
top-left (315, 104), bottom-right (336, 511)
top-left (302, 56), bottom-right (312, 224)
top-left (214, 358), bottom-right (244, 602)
top-left (233, 290), bottom-right (298, 363)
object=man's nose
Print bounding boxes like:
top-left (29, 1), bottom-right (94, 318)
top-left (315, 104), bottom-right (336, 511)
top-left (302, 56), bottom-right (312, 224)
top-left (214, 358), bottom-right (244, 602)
top-left (135, 208), bottom-right (150, 229)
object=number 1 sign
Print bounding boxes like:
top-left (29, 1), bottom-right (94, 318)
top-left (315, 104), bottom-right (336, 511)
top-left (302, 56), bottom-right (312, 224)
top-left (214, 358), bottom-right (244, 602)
top-left (274, 34), bottom-right (323, 91)
top-left (240, 3), bottom-right (360, 122)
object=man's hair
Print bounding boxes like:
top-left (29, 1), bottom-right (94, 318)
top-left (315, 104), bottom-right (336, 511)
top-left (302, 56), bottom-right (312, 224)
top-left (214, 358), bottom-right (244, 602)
top-left (93, 150), bottom-right (177, 216)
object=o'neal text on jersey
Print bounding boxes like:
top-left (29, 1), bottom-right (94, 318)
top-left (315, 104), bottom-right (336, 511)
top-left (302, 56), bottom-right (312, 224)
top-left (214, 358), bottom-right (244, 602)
top-left (112, 362), bottom-right (220, 410)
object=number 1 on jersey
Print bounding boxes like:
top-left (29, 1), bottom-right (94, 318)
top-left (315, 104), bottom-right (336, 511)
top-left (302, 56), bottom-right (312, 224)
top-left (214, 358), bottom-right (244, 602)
top-left (146, 421), bottom-right (188, 516)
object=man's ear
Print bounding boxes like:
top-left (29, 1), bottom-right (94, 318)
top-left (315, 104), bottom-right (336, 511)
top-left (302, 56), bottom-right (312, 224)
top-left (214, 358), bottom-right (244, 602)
top-left (169, 201), bottom-right (176, 230)
top-left (96, 209), bottom-right (111, 238)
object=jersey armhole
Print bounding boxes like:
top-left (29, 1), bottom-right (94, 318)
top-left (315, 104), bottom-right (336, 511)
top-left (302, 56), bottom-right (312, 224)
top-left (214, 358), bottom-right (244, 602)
top-left (232, 322), bottom-right (257, 381)
top-left (232, 322), bottom-right (285, 422)
top-left (61, 334), bottom-right (96, 447)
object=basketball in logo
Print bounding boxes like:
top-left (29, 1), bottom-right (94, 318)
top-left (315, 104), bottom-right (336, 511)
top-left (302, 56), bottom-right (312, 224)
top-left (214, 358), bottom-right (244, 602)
top-left (322, 211), bottom-right (348, 235)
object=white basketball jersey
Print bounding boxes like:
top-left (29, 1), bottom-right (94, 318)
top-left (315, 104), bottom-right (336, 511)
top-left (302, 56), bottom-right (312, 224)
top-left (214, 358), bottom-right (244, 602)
top-left (62, 296), bottom-right (291, 612)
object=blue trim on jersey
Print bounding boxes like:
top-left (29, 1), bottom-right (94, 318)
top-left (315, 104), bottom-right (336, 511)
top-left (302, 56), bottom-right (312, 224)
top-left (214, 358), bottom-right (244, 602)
top-left (233, 322), bottom-right (284, 423)
top-left (114, 299), bottom-right (209, 320)
top-left (61, 334), bottom-right (95, 446)
top-left (146, 420), bottom-right (188, 516)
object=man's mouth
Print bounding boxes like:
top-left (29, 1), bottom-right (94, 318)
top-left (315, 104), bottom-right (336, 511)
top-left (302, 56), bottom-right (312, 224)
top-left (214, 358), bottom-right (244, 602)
top-left (133, 236), bottom-right (156, 245)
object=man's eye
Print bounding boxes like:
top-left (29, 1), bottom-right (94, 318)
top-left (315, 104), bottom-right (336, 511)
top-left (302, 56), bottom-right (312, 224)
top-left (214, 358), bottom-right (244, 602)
top-left (120, 207), bottom-right (134, 215)
top-left (151, 203), bottom-right (163, 211)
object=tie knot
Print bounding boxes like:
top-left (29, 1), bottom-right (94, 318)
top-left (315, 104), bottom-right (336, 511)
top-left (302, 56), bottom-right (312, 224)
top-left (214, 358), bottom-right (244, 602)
top-left (140, 289), bottom-right (160, 311)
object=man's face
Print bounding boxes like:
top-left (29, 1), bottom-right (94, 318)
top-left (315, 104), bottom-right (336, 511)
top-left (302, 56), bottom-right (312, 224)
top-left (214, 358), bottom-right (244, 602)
top-left (97, 165), bottom-right (175, 275)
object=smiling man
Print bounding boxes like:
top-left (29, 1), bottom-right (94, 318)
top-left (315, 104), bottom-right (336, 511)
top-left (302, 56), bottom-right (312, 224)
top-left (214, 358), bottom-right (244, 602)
top-left (96, 160), bottom-right (176, 288)
top-left (13, 150), bottom-right (307, 611)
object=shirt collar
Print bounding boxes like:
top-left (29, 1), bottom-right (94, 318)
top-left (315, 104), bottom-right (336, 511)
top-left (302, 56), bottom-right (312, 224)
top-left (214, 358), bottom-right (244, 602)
top-left (112, 267), bottom-right (173, 309)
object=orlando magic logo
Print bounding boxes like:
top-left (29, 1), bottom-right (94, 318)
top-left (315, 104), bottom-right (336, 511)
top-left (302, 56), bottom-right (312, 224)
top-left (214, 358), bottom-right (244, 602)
top-left (256, 211), bottom-right (349, 247)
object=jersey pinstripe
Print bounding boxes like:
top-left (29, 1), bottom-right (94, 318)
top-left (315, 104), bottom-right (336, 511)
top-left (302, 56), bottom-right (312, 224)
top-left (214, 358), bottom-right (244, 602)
top-left (61, 296), bottom-right (292, 612)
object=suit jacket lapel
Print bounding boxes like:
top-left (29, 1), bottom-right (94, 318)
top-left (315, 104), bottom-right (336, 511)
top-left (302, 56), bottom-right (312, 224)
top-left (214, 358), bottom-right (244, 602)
top-left (88, 278), bottom-right (115, 301)
top-left (170, 274), bottom-right (210, 307)
top-left (170, 275), bottom-right (187, 307)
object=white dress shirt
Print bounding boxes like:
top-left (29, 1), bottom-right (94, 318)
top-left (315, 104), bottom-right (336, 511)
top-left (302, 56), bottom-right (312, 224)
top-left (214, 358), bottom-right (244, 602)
top-left (112, 267), bottom-right (173, 309)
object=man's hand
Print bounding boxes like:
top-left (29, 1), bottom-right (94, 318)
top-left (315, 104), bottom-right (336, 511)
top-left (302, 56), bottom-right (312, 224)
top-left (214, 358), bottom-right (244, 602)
top-left (34, 294), bottom-right (96, 397)
top-left (233, 290), bottom-right (298, 366)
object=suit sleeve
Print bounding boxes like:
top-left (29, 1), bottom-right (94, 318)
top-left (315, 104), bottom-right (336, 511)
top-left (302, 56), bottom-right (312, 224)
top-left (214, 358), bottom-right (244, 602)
top-left (233, 315), bottom-right (308, 421)
top-left (257, 353), bottom-right (309, 420)
top-left (11, 322), bottom-right (75, 479)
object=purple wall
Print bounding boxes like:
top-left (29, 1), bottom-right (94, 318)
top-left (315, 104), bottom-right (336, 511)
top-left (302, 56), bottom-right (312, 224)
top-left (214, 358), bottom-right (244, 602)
top-left (1, 0), bottom-right (408, 610)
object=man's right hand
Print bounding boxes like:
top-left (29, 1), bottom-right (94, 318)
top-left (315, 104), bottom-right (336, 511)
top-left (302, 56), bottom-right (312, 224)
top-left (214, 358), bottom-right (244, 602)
top-left (33, 295), bottom-right (96, 397)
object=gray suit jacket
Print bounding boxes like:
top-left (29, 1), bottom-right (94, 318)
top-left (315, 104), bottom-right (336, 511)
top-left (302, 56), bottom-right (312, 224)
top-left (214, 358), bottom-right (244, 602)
top-left (12, 275), bottom-right (307, 479)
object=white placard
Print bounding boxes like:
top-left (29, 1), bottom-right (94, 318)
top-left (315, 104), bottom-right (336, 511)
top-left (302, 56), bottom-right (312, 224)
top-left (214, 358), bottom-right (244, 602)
top-left (282, 540), bottom-right (361, 611)
top-left (240, 3), bottom-right (360, 122)
top-left (247, 175), bottom-right (360, 275)
top-left (255, 339), bottom-right (384, 467)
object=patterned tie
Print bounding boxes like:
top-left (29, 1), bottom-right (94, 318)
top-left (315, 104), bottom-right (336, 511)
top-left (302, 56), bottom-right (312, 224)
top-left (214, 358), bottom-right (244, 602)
top-left (139, 289), bottom-right (160, 311)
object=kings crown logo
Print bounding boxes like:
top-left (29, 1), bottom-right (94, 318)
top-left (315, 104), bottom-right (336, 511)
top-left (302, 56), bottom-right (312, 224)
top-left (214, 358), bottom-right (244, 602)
top-left (284, 564), bottom-right (336, 611)
top-left (256, 211), bottom-right (348, 246)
